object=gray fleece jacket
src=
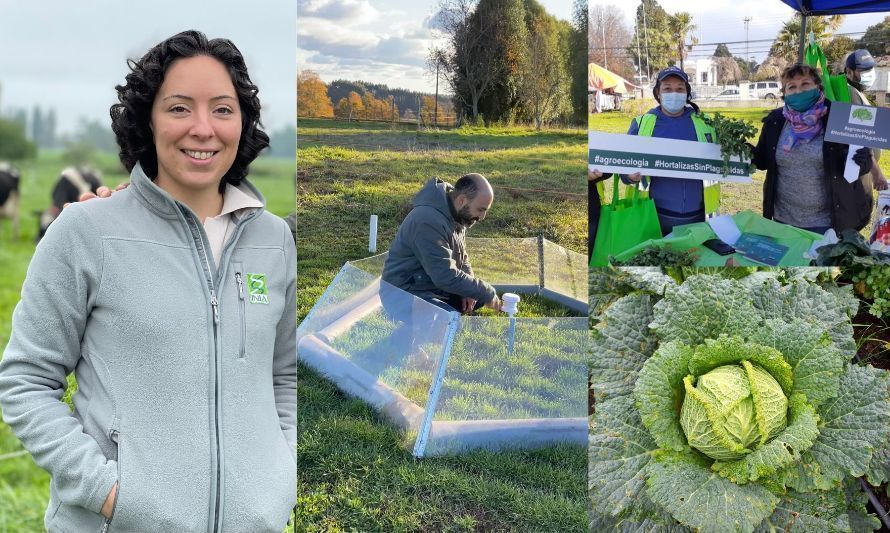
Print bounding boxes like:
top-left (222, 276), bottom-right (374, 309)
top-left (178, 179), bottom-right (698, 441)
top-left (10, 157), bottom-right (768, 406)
top-left (0, 163), bottom-right (296, 533)
top-left (381, 178), bottom-right (496, 304)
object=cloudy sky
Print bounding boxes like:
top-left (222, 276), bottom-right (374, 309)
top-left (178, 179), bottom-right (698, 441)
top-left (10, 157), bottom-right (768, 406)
top-left (0, 1), bottom-right (295, 136)
top-left (297, 0), bottom-right (576, 94)
top-left (597, 0), bottom-right (879, 64)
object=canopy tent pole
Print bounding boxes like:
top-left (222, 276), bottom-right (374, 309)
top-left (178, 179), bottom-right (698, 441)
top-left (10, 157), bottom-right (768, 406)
top-left (797, 11), bottom-right (808, 63)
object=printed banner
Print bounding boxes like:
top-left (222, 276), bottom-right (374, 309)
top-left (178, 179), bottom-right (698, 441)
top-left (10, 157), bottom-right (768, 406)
top-left (825, 102), bottom-right (890, 150)
top-left (589, 131), bottom-right (753, 182)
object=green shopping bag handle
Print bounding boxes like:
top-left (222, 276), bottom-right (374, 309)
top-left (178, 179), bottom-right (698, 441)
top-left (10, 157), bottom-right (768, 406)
top-left (804, 35), bottom-right (836, 101)
top-left (607, 174), bottom-right (642, 207)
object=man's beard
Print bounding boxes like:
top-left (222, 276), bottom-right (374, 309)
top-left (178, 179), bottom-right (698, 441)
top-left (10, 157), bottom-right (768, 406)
top-left (456, 205), bottom-right (478, 228)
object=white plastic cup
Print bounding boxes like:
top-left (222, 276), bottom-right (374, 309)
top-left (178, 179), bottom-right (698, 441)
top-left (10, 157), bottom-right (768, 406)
top-left (369, 215), bottom-right (378, 253)
top-left (502, 293), bottom-right (520, 316)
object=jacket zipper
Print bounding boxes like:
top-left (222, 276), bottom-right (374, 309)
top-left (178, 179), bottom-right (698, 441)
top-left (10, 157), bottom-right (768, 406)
top-left (179, 206), bottom-right (260, 533)
top-left (182, 212), bottom-right (222, 533)
top-left (235, 272), bottom-right (246, 359)
top-left (99, 430), bottom-right (121, 533)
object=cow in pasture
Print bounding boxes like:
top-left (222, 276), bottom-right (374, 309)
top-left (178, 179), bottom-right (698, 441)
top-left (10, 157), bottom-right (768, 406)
top-left (0, 162), bottom-right (22, 240)
top-left (37, 166), bottom-right (103, 242)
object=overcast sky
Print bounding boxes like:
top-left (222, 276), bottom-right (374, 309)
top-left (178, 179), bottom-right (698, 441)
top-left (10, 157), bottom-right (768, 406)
top-left (595, 0), bottom-right (879, 65)
top-left (0, 1), bottom-right (295, 136)
top-left (297, 0), bottom-right (576, 94)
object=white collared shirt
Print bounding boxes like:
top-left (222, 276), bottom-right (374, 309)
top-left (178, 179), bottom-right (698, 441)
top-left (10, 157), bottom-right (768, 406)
top-left (202, 184), bottom-right (263, 266)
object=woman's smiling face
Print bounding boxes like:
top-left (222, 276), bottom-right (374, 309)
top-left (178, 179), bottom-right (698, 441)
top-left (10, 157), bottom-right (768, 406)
top-left (150, 55), bottom-right (242, 195)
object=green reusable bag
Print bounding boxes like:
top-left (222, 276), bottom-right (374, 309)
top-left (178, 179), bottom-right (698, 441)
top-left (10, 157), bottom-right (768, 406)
top-left (804, 39), bottom-right (851, 103)
top-left (590, 175), bottom-right (663, 267)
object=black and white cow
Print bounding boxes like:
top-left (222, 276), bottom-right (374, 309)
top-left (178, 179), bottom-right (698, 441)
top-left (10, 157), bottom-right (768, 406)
top-left (37, 166), bottom-right (103, 242)
top-left (0, 162), bottom-right (21, 240)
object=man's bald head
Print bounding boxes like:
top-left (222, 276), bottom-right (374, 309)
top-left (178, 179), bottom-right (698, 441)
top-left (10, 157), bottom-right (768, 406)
top-left (451, 173), bottom-right (493, 228)
top-left (454, 173), bottom-right (493, 200)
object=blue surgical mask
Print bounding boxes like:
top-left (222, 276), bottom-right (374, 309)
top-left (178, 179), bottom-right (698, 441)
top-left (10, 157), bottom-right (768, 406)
top-left (784, 88), bottom-right (821, 112)
top-left (660, 92), bottom-right (687, 114)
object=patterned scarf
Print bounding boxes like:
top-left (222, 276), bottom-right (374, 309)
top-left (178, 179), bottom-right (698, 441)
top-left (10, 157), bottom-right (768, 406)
top-left (780, 93), bottom-right (828, 152)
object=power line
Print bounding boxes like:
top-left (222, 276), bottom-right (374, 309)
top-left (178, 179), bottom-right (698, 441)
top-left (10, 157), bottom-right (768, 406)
top-left (588, 30), bottom-right (868, 51)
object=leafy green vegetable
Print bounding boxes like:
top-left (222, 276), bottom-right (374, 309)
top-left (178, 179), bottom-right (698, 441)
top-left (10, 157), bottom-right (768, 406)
top-left (850, 265), bottom-right (890, 319)
top-left (700, 112), bottom-right (758, 177)
top-left (612, 246), bottom-right (699, 267)
top-left (589, 271), bottom-right (890, 532)
top-left (815, 230), bottom-right (890, 267)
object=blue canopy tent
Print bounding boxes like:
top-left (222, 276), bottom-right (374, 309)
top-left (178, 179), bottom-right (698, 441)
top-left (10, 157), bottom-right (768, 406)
top-left (780, 0), bottom-right (890, 60)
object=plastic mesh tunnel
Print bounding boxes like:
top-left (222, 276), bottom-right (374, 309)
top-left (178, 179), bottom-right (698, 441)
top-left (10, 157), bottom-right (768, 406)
top-left (297, 237), bottom-right (589, 457)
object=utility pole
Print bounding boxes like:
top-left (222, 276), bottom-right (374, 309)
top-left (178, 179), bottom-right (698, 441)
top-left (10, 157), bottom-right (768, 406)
top-left (601, 9), bottom-right (607, 69)
top-left (641, 0), bottom-right (652, 84)
top-left (635, 9), bottom-right (643, 88)
top-left (744, 16), bottom-right (751, 77)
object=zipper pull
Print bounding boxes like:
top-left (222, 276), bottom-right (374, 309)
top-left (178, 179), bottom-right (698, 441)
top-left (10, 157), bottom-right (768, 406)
top-left (235, 273), bottom-right (245, 300)
top-left (100, 519), bottom-right (110, 533)
top-left (210, 290), bottom-right (220, 325)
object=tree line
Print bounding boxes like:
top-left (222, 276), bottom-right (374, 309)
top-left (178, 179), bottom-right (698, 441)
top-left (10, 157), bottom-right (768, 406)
top-left (589, 0), bottom-right (889, 87)
top-left (297, 71), bottom-right (455, 124)
top-left (298, 0), bottom-right (587, 129)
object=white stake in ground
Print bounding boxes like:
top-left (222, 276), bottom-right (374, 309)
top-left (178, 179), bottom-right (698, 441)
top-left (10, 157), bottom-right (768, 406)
top-left (369, 214), bottom-right (378, 253)
top-left (502, 293), bottom-right (520, 356)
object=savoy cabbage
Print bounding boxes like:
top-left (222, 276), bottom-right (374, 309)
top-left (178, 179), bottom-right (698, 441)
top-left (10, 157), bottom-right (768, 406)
top-left (589, 270), bottom-right (890, 533)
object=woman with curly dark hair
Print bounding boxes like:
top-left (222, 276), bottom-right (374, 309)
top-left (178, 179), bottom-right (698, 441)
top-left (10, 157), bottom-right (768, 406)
top-left (0, 30), bottom-right (296, 532)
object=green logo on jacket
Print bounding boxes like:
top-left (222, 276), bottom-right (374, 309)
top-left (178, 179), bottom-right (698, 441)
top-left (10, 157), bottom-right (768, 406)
top-left (247, 273), bottom-right (269, 304)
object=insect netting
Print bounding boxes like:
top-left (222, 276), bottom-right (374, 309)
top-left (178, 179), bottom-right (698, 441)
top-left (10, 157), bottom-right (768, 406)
top-left (297, 237), bottom-right (588, 456)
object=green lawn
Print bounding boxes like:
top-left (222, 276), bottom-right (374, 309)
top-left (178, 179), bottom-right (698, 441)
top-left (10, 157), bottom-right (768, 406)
top-left (589, 105), bottom-right (890, 236)
top-left (0, 150), bottom-right (294, 532)
top-left (296, 118), bottom-right (588, 531)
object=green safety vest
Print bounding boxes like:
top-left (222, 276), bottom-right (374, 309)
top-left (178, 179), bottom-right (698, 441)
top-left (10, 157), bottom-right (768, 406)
top-left (632, 111), bottom-right (722, 215)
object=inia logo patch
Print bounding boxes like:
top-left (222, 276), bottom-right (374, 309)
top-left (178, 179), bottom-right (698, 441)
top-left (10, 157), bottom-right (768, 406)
top-left (247, 273), bottom-right (269, 304)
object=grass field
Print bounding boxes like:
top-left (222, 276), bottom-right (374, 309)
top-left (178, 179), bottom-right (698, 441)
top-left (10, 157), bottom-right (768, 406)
top-left (297, 118), bottom-right (588, 531)
top-left (0, 150), bottom-right (294, 532)
top-left (589, 104), bottom-right (890, 235)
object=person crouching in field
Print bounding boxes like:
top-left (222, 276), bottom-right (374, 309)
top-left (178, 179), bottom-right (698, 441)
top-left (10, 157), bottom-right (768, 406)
top-left (750, 64), bottom-right (874, 234)
top-left (590, 66), bottom-right (719, 236)
top-left (0, 30), bottom-right (296, 532)
top-left (378, 174), bottom-right (503, 360)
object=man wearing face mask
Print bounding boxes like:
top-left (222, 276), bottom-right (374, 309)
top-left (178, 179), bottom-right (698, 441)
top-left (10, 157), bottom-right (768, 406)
top-left (593, 66), bottom-right (719, 235)
top-left (845, 49), bottom-right (887, 195)
top-left (382, 173), bottom-right (502, 314)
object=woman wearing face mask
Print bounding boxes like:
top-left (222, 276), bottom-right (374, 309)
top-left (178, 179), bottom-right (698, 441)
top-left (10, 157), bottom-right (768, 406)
top-left (591, 66), bottom-right (719, 235)
top-left (845, 49), bottom-right (887, 195)
top-left (750, 63), bottom-right (874, 234)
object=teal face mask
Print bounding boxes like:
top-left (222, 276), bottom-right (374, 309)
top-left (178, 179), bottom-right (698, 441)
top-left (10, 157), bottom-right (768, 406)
top-left (784, 88), bottom-right (821, 112)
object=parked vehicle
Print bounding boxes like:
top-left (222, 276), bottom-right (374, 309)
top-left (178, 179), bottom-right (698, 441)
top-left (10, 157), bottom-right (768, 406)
top-left (749, 80), bottom-right (780, 100)
top-left (707, 88), bottom-right (742, 101)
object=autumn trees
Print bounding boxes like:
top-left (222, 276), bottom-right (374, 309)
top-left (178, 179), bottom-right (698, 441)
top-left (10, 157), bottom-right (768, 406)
top-left (298, 0), bottom-right (587, 129)
top-left (297, 72), bottom-right (399, 123)
top-left (297, 71), bottom-right (334, 118)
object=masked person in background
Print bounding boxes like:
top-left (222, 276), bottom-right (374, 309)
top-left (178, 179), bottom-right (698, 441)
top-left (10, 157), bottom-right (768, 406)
top-left (751, 63), bottom-right (874, 234)
top-left (845, 49), bottom-right (887, 196)
top-left (590, 66), bottom-right (719, 235)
